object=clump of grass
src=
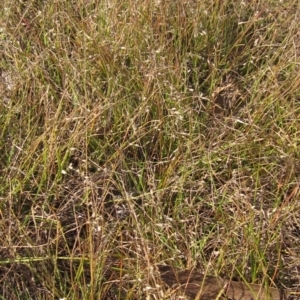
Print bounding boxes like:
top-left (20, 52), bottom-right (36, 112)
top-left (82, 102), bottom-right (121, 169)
top-left (1, 0), bottom-right (300, 299)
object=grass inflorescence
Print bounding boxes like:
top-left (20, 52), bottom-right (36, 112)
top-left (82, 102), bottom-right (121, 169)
top-left (1, 0), bottom-right (300, 299)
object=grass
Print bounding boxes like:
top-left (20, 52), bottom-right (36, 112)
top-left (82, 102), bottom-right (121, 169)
top-left (1, 0), bottom-right (300, 299)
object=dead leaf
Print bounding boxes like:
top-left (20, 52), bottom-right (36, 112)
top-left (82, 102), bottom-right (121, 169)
top-left (158, 265), bottom-right (298, 300)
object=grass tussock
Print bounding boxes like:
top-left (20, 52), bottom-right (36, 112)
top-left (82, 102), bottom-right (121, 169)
top-left (1, 0), bottom-right (300, 299)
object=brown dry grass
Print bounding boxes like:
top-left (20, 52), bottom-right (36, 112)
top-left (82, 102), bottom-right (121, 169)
top-left (1, 0), bottom-right (300, 299)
